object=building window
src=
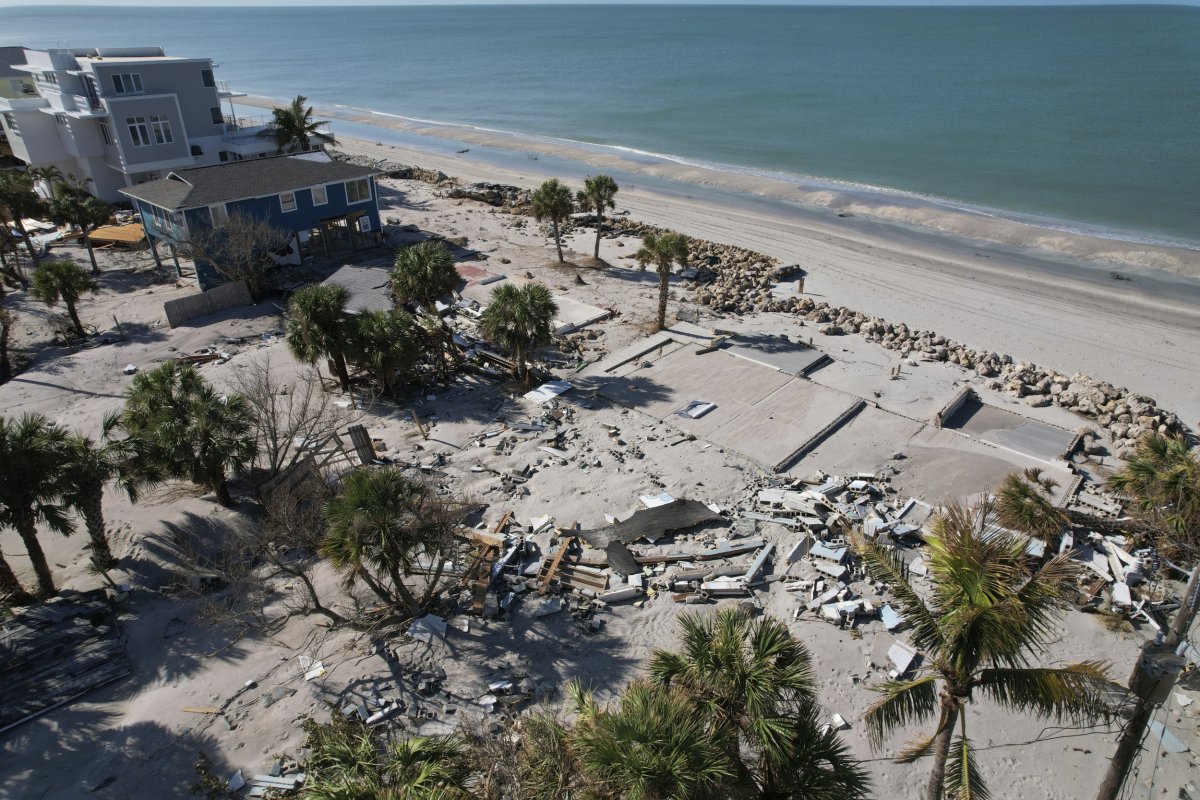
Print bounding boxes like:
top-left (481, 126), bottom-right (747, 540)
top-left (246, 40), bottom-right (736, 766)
top-left (41, 71), bottom-right (59, 85)
top-left (111, 73), bottom-right (143, 94)
top-left (219, 151), bottom-right (229, 163)
top-left (279, 191), bottom-right (297, 212)
top-left (98, 118), bottom-right (114, 146)
top-left (345, 178), bottom-right (370, 204)
top-left (2, 113), bottom-right (18, 136)
top-left (210, 106), bottom-right (224, 126)
top-left (209, 204), bottom-right (228, 228)
top-left (311, 185), bottom-right (328, 206)
top-left (201, 68), bottom-right (215, 88)
top-left (127, 115), bottom-right (173, 146)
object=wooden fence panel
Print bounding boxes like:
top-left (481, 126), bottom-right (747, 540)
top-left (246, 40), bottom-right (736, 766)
top-left (163, 280), bottom-right (252, 328)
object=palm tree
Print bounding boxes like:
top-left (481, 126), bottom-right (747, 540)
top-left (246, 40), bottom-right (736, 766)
top-left (855, 499), bottom-right (1114, 800)
top-left (0, 170), bottom-right (48, 269)
top-left (1108, 432), bottom-right (1200, 544)
top-left (479, 281), bottom-right (558, 388)
top-left (389, 240), bottom-right (458, 316)
top-left (47, 176), bottom-right (112, 275)
top-left (385, 735), bottom-right (472, 797)
top-left (569, 679), bottom-right (733, 799)
top-left (30, 258), bottom-right (98, 338)
top-left (0, 413), bottom-right (76, 599)
top-left (576, 174), bottom-right (619, 260)
top-left (285, 283), bottom-right (355, 392)
top-left (635, 232), bottom-right (689, 332)
top-left (61, 413), bottom-right (160, 569)
top-left (28, 165), bottom-right (64, 199)
top-left (117, 362), bottom-right (257, 506)
top-left (531, 178), bottom-right (574, 262)
top-left (301, 715), bottom-right (471, 800)
top-left (322, 468), bottom-right (464, 617)
top-left (347, 308), bottom-right (419, 396)
top-left (263, 95), bottom-right (338, 154)
top-left (650, 608), bottom-right (869, 799)
top-left (996, 467), bottom-right (1069, 552)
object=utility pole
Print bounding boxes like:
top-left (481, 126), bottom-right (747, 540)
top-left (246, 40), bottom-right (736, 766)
top-left (1094, 566), bottom-right (1198, 800)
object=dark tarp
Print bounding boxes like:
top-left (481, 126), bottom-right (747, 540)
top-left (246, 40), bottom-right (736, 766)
top-left (606, 541), bottom-right (642, 577)
top-left (578, 499), bottom-right (721, 549)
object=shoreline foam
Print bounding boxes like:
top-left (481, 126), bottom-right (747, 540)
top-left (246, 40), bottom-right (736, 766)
top-left (236, 95), bottom-right (1200, 278)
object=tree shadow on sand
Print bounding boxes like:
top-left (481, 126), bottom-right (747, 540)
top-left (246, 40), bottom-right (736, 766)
top-left (0, 705), bottom-right (237, 800)
top-left (322, 606), bottom-right (643, 730)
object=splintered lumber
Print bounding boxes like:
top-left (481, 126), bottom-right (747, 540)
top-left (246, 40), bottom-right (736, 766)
top-left (461, 541), bottom-right (501, 615)
top-left (174, 352), bottom-right (220, 365)
top-left (183, 706), bottom-right (222, 714)
top-left (346, 424), bottom-right (377, 466)
top-left (492, 510), bottom-right (514, 535)
top-left (539, 537), bottom-right (576, 594)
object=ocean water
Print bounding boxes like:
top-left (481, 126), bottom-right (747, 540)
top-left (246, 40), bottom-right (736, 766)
top-left (4, 4), bottom-right (1199, 246)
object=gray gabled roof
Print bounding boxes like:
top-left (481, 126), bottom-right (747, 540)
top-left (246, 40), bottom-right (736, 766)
top-left (322, 263), bottom-right (393, 314)
top-left (119, 152), bottom-right (379, 211)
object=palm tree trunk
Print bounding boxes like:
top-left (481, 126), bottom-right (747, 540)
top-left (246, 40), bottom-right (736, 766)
top-left (925, 697), bottom-right (960, 800)
top-left (65, 299), bottom-right (85, 338)
top-left (331, 351), bottom-right (351, 392)
top-left (593, 211), bottom-right (602, 259)
top-left (16, 512), bottom-right (56, 598)
top-left (83, 227), bottom-right (99, 275)
top-left (0, 309), bottom-right (11, 384)
top-left (385, 564), bottom-right (420, 616)
top-left (552, 219), bottom-right (564, 261)
top-left (13, 220), bottom-right (38, 268)
top-left (0, 545), bottom-right (34, 604)
top-left (210, 468), bottom-right (234, 506)
top-left (421, 553), bottom-right (449, 606)
top-left (514, 343), bottom-right (527, 387)
top-left (656, 267), bottom-right (670, 332)
top-left (79, 488), bottom-right (116, 567)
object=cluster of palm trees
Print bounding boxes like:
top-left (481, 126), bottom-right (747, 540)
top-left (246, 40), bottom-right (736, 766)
top-left (0, 413), bottom-right (147, 603)
top-left (530, 174), bottom-right (690, 331)
top-left (295, 608), bottom-right (870, 800)
top-left (0, 168), bottom-right (113, 276)
top-left (285, 239), bottom-right (560, 395)
top-left (0, 359), bottom-right (263, 604)
top-left (530, 175), bottom-right (619, 265)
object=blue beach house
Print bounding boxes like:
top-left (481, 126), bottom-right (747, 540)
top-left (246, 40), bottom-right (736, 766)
top-left (121, 151), bottom-right (383, 289)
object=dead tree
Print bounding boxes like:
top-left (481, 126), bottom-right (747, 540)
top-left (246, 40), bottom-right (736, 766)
top-left (186, 211), bottom-right (292, 301)
top-left (229, 356), bottom-right (370, 478)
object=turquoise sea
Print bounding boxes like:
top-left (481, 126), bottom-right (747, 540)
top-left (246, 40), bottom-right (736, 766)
top-left (3, 4), bottom-right (1199, 247)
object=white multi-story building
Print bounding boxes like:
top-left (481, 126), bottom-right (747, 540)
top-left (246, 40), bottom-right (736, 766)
top-left (0, 46), bottom-right (278, 202)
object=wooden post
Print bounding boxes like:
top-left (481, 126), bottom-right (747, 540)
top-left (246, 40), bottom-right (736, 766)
top-left (168, 243), bottom-right (182, 277)
top-left (410, 409), bottom-right (428, 440)
top-left (148, 236), bottom-right (163, 270)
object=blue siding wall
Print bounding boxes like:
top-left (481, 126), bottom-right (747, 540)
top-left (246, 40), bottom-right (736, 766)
top-left (136, 176), bottom-right (382, 291)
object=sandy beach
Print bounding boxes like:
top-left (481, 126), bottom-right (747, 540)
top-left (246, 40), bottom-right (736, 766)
top-left (235, 95), bottom-right (1200, 428)
top-left (2, 117), bottom-right (1198, 798)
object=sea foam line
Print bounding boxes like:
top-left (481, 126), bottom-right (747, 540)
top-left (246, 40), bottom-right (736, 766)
top-left (285, 97), bottom-right (1200, 253)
